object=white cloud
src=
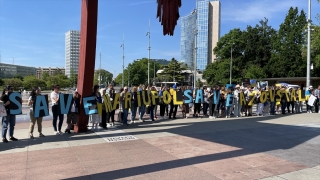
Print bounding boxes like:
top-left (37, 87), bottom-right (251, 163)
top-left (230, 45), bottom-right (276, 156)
top-left (222, 0), bottom-right (306, 23)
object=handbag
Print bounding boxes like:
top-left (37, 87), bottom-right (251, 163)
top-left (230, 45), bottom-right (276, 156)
top-left (0, 103), bottom-right (7, 117)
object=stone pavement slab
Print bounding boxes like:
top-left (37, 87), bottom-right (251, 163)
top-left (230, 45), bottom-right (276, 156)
top-left (1, 113), bottom-right (320, 179)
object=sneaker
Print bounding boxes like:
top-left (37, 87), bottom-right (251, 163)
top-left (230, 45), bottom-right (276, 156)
top-left (2, 138), bottom-right (8, 143)
top-left (54, 131), bottom-right (59, 135)
top-left (133, 121), bottom-right (135, 124)
top-left (58, 131), bottom-right (63, 135)
top-left (226, 116), bottom-right (228, 118)
top-left (9, 137), bottom-right (18, 141)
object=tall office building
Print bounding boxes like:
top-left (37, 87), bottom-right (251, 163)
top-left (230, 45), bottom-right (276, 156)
top-left (181, 9), bottom-right (197, 69)
top-left (180, 0), bottom-right (220, 71)
top-left (65, 30), bottom-right (80, 77)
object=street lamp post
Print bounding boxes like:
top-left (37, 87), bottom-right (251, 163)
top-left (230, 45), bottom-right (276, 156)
top-left (147, 19), bottom-right (151, 85)
top-left (230, 46), bottom-right (233, 84)
top-left (306, 0), bottom-right (311, 88)
top-left (194, 29), bottom-right (198, 89)
top-left (99, 50), bottom-right (101, 86)
top-left (121, 35), bottom-right (125, 87)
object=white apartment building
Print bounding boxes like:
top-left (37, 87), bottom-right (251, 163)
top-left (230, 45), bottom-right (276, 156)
top-left (65, 30), bottom-right (80, 77)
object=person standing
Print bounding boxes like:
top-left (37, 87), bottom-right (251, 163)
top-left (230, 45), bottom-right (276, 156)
top-left (169, 85), bottom-right (178, 119)
top-left (51, 84), bottom-right (64, 135)
top-left (314, 85), bottom-right (320, 113)
top-left (28, 87), bottom-right (45, 138)
top-left (120, 87), bottom-right (129, 125)
top-left (65, 91), bottom-right (80, 133)
top-left (107, 88), bottom-right (116, 127)
top-left (90, 85), bottom-right (102, 131)
top-left (1, 86), bottom-right (18, 142)
top-left (131, 86), bottom-right (138, 123)
top-left (233, 85), bottom-right (241, 117)
top-left (99, 88), bottom-right (107, 129)
top-left (138, 85), bottom-right (146, 121)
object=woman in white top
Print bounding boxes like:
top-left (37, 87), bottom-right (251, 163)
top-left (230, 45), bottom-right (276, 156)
top-left (51, 84), bottom-right (64, 135)
top-left (28, 87), bottom-right (45, 138)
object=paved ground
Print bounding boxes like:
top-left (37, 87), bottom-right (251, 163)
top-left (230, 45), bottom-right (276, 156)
top-left (1, 111), bottom-right (320, 180)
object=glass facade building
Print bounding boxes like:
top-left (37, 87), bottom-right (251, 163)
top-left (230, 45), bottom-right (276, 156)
top-left (65, 30), bottom-right (80, 77)
top-left (180, 0), bottom-right (220, 71)
top-left (181, 9), bottom-right (197, 69)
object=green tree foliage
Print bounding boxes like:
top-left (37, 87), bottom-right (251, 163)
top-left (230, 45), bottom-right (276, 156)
top-left (94, 69), bottom-right (113, 86)
top-left (196, 78), bottom-right (203, 87)
top-left (13, 74), bottom-right (24, 81)
top-left (0, 78), bottom-right (4, 87)
top-left (41, 72), bottom-right (50, 81)
top-left (23, 75), bottom-right (47, 90)
top-left (69, 69), bottom-right (78, 88)
top-left (268, 7), bottom-right (307, 77)
top-left (204, 7), bottom-right (309, 85)
top-left (3, 78), bottom-right (23, 89)
top-left (160, 58), bottom-right (187, 82)
top-left (46, 74), bottom-right (69, 89)
top-left (114, 58), bottom-right (162, 86)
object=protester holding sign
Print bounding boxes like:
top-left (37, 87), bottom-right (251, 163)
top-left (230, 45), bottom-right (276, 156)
top-left (233, 85), bottom-right (241, 117)
top-left (106, 87), bottom-right (116, 126)
top-left (99, 88), bottom-right (107, 129)
top-left (64, 91), bottom-right (80, 133)
top-left (203, 86), bottom-right (209, 117)
top-left (51, 84), bottom-right (64, 135)
top-left (120, 87), bottom-right (129, 125)
top-left (138, 85), bottom-right (146, 121)
top-left (169, 85), bottom-right (178, 119)
top-left (1, 86), bottom-right (18, 142)
top-left (130, 86), bottom-right (138, 123)
top-left (193, 87), bottom-right (201, 117)
top-left (28, 87), bottom-right (45, 138)
top-left (90, 85), bottom-right (102, 131)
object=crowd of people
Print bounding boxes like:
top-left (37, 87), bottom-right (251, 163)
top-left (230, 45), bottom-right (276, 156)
top-left (1, 83), bottom-right (318, 142)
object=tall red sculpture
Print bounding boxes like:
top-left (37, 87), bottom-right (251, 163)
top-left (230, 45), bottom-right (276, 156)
top-left (74, 0), bottom-right (98, 132)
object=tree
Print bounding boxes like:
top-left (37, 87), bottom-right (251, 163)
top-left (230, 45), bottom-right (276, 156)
top-left (3, 78), bottom-right (23, 89)
top-left (0, 78), bottom-right (4, 87)
top-left (46, 74), bottom-right (69, 89)
top-left (267, 7), bottom-right (307, 77)
top-left (23, 75), bottom-right (47, 90)
top-left (94, 69), bottom-right (113, 86)
top-left (14, 74), bottom-right (24, 81)
top-left (160, 58), bottom-right (187, 82)
top-left (114, 58), bottom-right (162, 86)
top-left (69, 70), bottom-right (78, 88)
top-left (204, 28), bottom-right (245, 85)
top-left (41, 72), bottom-right (50, 81)
top-left (196, 78), bottom-right (203, 87)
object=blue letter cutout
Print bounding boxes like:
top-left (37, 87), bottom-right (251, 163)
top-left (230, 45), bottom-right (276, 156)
top-left (183, 90), bottom-right (192, 103)
top-left (59, 94), bottom-right (73, 114)
top-left (83, 96), bottom-right (97, 115)
top-left (226, 94), bottom-right (234, 107)
top-left (195, 90), bottom-right (203, 103)
top-left (34, 95), bottom-right (49, 118)
top-left (9, 92), bottom-right (22, 115)
top-left (213, 90), bottom-right (220, 105)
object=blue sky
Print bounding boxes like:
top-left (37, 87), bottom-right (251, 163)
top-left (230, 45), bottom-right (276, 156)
top-left (0, 0), bottom-right (319, 77)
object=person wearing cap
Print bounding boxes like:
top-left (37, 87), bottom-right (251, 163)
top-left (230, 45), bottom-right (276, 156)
top-left (65, 91), bottom-right (80, 133)
top-left (233, 84), bottom-right (241, 117)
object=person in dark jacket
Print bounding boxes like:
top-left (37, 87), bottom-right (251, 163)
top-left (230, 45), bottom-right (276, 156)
top-left (65, 91), bottom-right (80, 134)
top-left (1, 86), bottom-right (19, 142)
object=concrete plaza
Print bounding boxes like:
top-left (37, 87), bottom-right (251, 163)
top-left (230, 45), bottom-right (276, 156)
top-left (1, 112), bottom-right (320, 180)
